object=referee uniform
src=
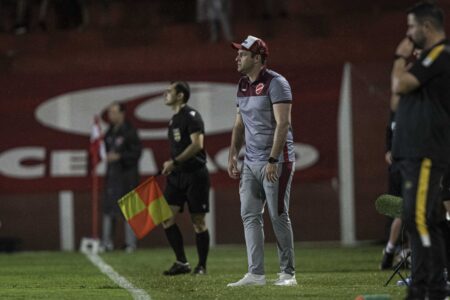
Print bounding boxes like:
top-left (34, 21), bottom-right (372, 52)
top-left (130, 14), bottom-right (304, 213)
top-left (161, 81), bottom-right (211, 276)
top-left (164, 105), bottom-right (210, 215)
top-left (392, 40), bottom-right (450, 299)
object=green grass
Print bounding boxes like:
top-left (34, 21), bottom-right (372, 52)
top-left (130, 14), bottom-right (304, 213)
top-left (0, 244), bottom-right (407, 299)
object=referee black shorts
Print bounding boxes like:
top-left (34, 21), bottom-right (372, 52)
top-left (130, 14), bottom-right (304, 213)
top-left (164, 166), bottom-right (210, 214)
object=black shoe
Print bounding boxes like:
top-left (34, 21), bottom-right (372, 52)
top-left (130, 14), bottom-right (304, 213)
top-left (405, 286), bottom-right (426, 300)
top-left (380, 249), bottom-right (395, 270)
top-left (13, 24), bottom-right (28, 35)
top-left (193, 265), bottom-right (206, 275)
top-left (163, 261), bottom-right (191, 276)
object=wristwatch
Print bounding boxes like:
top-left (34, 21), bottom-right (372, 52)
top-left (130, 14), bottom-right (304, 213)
top-left (172, 158), bottom-right (180, 166)
top-left (268, 157), bottom-right (279, 164)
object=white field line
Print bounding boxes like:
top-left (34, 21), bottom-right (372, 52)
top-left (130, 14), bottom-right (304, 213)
top-left (85, 252), bottom-right (151, 300)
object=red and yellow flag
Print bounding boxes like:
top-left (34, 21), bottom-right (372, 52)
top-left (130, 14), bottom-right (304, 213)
top-left (118, 177), bottom-right (173, 239)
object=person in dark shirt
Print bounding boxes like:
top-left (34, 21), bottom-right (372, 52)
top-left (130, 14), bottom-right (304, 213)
top-left (380, 94), bottom-right (404, 271)
top-left (160, 81), bottom-right (211, 276)
top-left (391, 2), bottom-right (450, 299)
top-left (439, 172), bottom-right (450, 285)
top-left (101, 102), bottom-right (142, 253)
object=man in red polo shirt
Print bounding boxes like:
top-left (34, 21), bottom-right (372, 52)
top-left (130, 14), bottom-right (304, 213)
top-left (227, 35), bottom-right (297, 287)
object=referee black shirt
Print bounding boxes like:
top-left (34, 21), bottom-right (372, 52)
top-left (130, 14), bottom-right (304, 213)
top-left (168, 105), bottom-right (207, 172)
top-left (392, 40), bottom-right (450, 163)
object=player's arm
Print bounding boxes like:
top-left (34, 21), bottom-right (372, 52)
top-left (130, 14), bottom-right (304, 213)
top-left (229, 109), bottom-right (245, 160)
top-left (265, 102), bottom-right (291, 183)
top-left (391, 37), bottom-right (420, 95)
top-left (269, 103), bottom-right (291, 160)
top-left (162, 132), bottom-right (204, 175)
top-left (228, 109), bottom-right (245, 179)
top-left (385, 94), bottom-right (399, 166)
top-left (390, 93), bottom-right (400, 112)
top-left (391, 58), bottom-right (420, 94)
top-left (174, 132), bottom-right (204, 162)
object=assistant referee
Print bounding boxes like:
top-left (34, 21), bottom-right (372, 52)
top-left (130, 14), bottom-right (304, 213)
top-left (160, 81), bottom-right (211, 276)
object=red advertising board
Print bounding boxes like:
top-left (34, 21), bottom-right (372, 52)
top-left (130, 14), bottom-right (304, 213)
top-left (1, 69), bottom-right (339, 194)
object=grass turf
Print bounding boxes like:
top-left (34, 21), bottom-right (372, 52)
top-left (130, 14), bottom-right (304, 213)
top-left (0, 244), bottom-right (407, 299)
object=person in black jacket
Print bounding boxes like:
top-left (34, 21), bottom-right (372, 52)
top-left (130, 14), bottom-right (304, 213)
top-left (391, 2), bottom-right (450, 299)
top-left (101, 102), bottom-right (142, 253)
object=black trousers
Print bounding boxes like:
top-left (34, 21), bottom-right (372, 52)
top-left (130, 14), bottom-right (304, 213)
top-left (399, 158), bottom-right (447, 299)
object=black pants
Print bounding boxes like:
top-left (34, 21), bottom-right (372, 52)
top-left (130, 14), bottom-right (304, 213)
top-left (399, 158), bottom-right (447, 299)
top-left (388, 162), bottom-right (403, 197)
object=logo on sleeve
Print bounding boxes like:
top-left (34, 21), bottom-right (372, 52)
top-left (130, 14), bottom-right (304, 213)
top-left (255, 83), bottom-right (264, 95)
top-left (190, 111), bottom-right (196, 117)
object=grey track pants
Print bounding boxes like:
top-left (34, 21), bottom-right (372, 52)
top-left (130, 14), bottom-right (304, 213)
top-left (239, 162), bottom-right (295, 275)
top-left (102, 214), bottom-right (137, 249)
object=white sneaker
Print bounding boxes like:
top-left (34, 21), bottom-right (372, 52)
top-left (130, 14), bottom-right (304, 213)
top-left (227, 273), bottom-right (266, 287)
top-left (274, 272), bottom-right (297, 286)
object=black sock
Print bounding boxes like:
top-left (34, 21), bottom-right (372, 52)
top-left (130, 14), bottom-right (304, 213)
top-left (439, 220), bottom-right (450, 270)
top-left (164, 224), bottom-right (187, 263)
top-left (196, 230), bottom-right (210, 268)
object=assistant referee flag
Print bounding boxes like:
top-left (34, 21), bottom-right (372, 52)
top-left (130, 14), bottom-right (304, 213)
top-left (118, 177), bottom-right (173, 239)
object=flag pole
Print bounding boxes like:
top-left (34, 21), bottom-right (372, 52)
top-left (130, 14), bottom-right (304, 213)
top-left (92, 162), bottom-right (99, 239)
top-left (80, 165), bottom-right (100, 253)
top-left (91, 115), bottom-right (102, 240)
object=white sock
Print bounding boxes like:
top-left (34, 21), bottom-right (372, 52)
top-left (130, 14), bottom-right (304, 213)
top-left (385, 242), bottom-right (395, 253)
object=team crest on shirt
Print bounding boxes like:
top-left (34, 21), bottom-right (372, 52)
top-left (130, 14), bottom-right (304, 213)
top-left (173, 128), bottom-right (181, 142)
top-left (255, 83), bottom-right (264, 95)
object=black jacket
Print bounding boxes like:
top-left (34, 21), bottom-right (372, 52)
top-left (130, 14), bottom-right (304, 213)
top-left (103, 121), bottom-right (142, 214)
top-left (392, 40), bottom-right (450, 163)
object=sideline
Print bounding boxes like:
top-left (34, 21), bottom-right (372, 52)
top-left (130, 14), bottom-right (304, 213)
top-left (85, 252), bottom-right (151, 300)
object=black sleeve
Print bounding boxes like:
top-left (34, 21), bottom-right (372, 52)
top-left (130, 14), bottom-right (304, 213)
top-left (120, 127), bottom-right (142, 168)
top-left (187, 112), bottom-right (204, 135)
top-left (409, 46), bottom-right (446, 85)
top-left (385, 111), bottom-right (395, 152)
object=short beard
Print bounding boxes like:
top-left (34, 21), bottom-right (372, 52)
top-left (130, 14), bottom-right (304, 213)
top-left (409, 35), bottom-right (425, 50)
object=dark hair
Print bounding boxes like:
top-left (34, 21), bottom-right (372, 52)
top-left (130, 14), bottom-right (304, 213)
top-left (251, 52), bottom-right (267, 65)
top-left (171, 81), bottom-right (190, 103)
top-left (111, 101), bottom-right (126, 112)
top-left (407, 1), bottom-right (445, 30)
